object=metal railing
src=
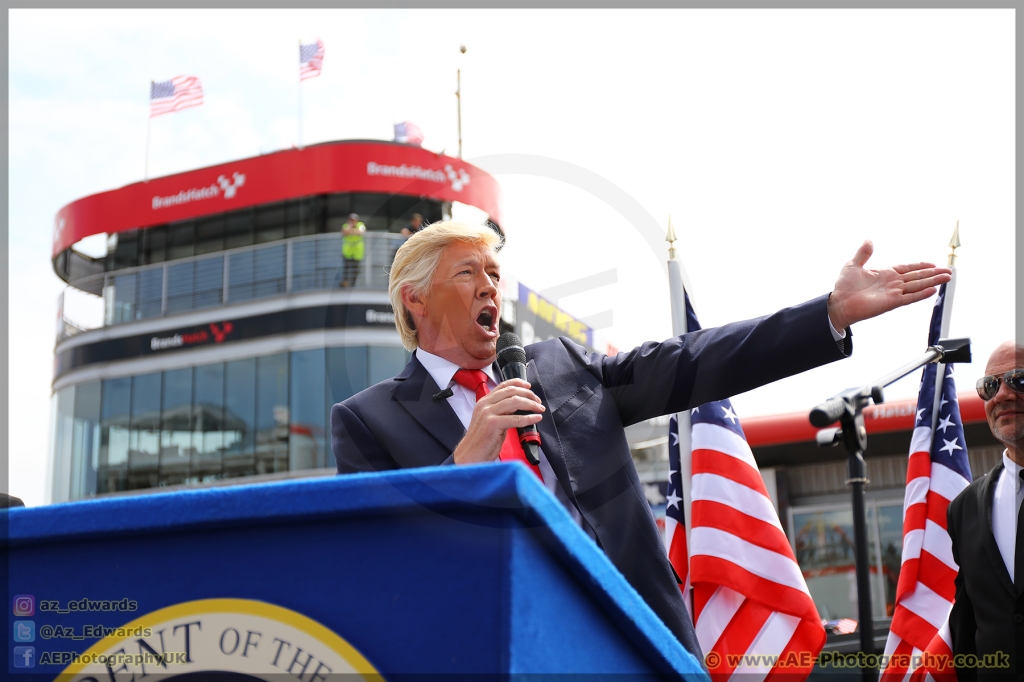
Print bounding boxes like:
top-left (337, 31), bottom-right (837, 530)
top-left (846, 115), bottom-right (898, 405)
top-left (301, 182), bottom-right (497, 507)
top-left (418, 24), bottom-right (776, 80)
top-left (57, 233), bottom-right (406, 342)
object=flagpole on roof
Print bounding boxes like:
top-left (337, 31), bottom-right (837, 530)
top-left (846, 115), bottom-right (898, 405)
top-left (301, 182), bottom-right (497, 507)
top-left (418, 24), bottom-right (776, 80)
top-left (297, 40), bottom-right (303, 149)
top-left (666, 216), bottom-right (694, 551)
top-left (144, 81), bottom-right (153, 181)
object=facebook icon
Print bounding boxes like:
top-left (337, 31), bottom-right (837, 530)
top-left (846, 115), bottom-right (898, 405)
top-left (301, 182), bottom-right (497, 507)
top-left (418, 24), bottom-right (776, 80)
top-left (13, 646), bottom-right (35, 668)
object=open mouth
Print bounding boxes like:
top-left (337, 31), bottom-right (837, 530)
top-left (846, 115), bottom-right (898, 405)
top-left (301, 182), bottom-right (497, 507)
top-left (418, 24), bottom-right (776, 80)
top-left (476, 308), bottom-right (497, 336)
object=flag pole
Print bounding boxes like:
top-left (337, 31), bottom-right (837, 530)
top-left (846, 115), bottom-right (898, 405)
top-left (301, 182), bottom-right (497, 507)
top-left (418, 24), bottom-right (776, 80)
top-left (666, 217), bottom-right (693, 551)
top-left (297, 40), bottom-right (303, 148)
top-left (144, 81), bottom-right (152, 180)
top-left (929, 221), bottom-right (960, 428)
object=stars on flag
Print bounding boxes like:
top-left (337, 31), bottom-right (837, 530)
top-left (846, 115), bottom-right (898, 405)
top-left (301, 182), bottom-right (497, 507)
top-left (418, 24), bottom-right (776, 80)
top-left (394, 121), bottom-right (425, 146)
top-left (916, 408), bottom-right (927, 423)
top-left (149, 76), bottom-right (203, 117)
top-left (665, 490), bottom-right (682, 510)
top-left (939, 437), bottom-right (963, 455)
top-left (721, 405), bottom-right (738, 423)
top-left (937, 414), bottom-right (955, 433)
top-left (299, 39), bottom-right (325, 80)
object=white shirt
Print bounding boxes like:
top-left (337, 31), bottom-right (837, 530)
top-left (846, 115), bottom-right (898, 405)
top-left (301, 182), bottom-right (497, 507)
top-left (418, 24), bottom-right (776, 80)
top-left (415, 347), bottom-right (587, 529)
top-left (990, 450), bottom-right (1024, 581)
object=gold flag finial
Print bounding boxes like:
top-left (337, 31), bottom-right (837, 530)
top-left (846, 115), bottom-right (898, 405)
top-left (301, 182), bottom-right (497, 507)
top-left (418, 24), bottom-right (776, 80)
top-left (948, 220), bottom-right (960, 267)
top-left (666, 215), bottom-right (678, 259)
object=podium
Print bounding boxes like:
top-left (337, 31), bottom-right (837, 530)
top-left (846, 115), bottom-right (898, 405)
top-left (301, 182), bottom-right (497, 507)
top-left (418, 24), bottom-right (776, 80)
top-left (6, 463), bottom-right (706, 679)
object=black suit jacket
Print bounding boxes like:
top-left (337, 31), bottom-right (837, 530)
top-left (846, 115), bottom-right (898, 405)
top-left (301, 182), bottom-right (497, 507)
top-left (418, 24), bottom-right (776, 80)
top-left (332, 294), bottom-right (848, 664)
top-left (947, 461), bottom-right (1022, 680)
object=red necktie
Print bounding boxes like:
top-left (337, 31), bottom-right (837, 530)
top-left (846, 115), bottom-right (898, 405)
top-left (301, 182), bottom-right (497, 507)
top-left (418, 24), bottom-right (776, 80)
top-left (452, 369), bottom-right (543, 481)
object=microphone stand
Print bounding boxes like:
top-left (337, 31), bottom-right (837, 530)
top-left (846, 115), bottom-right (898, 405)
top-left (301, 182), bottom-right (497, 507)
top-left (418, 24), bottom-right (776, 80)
top-left (809, 337), bottom-right (971, 681)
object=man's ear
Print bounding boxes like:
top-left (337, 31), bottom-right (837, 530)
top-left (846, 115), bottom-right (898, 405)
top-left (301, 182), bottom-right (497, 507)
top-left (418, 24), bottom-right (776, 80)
top-left (401, 284), bottom-right (426, 320)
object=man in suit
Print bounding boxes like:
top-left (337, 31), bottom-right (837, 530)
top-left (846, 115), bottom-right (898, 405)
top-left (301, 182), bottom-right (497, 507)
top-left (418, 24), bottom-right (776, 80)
top-left (332, 220), bottom-right (950, 665)
top-left (947, 341), bottom-right (1024, 680)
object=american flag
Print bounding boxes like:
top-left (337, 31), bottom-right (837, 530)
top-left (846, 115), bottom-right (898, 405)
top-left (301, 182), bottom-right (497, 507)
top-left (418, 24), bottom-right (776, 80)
top-left (299, 39), bottom-right (325, 80)
top-left (149, 76), bottom-right (203, 117)
top-left (676, 292), bottom-right (825, 681)
top-left (880, 281), bottom-right (969, 682)
top-left (666, 414), bottom-right (692, 616)
top-left (394, 121), bottom-right (425, 146)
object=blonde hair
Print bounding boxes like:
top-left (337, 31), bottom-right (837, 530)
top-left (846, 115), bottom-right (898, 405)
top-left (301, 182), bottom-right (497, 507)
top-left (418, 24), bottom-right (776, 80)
top-left (388, 220), bottom-right (503, 350)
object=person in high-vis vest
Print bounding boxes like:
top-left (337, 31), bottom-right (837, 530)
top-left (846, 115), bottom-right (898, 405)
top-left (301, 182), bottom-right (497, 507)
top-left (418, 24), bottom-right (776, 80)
top-left (341, 213), bottom-right (366, 287)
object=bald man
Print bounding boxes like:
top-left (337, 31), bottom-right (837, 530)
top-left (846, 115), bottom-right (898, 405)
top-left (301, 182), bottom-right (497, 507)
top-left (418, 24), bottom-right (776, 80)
top-left (947, 341), bottom-right (1024, 680)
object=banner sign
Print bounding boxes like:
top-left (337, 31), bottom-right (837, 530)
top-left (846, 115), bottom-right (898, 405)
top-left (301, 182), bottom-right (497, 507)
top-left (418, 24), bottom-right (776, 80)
top-left (516, 283), bottom-right (594, 351)
top-left (53, 141), bottom-right (503, 257)
top-left (54, 303), bottom-right (397, 379)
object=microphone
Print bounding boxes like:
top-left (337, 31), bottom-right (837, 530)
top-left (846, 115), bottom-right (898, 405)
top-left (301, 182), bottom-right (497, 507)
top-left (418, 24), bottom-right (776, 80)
top-left (496, 332), bottom-right (542, 466)
top-left (432, 387), bottom-right (454, 401)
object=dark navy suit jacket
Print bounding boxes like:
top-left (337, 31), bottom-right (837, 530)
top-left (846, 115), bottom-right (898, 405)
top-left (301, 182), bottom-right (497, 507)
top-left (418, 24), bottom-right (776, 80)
top-left (332, 293), bottom-right (850, 663)
top-left (947, 462), bottom-right (1022, 680)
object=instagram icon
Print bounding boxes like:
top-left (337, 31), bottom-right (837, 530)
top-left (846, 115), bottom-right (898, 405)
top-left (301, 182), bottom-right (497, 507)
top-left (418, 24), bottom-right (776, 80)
top-left (13, 595), bottom-right (34, 616)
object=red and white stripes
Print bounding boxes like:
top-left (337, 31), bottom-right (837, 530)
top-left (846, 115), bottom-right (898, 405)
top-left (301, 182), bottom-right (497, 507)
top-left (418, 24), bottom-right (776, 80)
top-left (880, 424), bottom-right (969, 682)
top-left (689, 420), bottom-right (825, 681)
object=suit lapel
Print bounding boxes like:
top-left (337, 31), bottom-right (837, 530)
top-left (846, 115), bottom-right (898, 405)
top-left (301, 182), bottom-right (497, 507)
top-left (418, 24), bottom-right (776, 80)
top-left (391, 355), bottom-right (466, 456)
top-left (980, 462), bottom-right (1015, 596)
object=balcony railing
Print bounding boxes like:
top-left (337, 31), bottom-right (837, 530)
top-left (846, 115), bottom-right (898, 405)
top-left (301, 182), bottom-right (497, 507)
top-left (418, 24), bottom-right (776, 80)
top-left (58, 233), bottom-right (406, 342)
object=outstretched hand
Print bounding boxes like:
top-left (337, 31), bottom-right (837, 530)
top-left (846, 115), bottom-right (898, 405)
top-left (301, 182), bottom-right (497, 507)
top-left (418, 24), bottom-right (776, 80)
top-left (827, 240), bottom-right (952, 331)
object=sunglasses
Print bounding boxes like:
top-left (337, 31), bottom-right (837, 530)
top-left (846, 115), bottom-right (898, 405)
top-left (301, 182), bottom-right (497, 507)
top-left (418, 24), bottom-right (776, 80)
top-left (976, 368), bottom-right (1024, 401)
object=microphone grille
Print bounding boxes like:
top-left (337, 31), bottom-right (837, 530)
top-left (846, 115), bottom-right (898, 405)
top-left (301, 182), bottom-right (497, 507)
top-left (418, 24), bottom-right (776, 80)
top-left (496, 332), bottom-right (526, 368)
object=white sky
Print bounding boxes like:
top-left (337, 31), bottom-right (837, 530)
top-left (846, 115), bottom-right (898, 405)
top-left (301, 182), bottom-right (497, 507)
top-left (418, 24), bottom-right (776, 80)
top-left (8, 9), bottom-right (1015, 507)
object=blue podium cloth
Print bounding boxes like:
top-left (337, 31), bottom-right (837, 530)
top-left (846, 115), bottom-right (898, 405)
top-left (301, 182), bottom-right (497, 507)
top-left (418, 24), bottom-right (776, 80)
top-left (6, 463), bottom-right (706, 679)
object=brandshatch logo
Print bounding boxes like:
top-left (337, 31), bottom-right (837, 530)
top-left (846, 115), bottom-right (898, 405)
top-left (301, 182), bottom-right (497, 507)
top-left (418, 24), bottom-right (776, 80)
top-left (217, 172), bottom-right (246, 198)
top-left (365, 309), bottom-right (395, 324)
top-left (366, 161), bottom-right (471, 193)
top-left (150, 322), bottom-right (234, 351)
top-left (152, 172), bottom-right (247, 209)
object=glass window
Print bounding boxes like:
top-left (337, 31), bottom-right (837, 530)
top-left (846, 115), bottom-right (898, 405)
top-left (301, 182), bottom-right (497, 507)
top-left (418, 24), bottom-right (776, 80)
top-left (368, 346), bottom-right (409, 385)
top-left (228, 244), bottom-right (286, 302)
top-left (791, 505), bottom-right (884, 620)
top-left (138, 268), bottom-right (164, 319)
top-left (112, 229), bottom-right (140, 270)
top-left (192, 363), bottom-right (225, 482)
top-left (141, 225), bottom-right (167, 265)
top-left (51, 386), bottom-right (75, 503)
top-left (255, 353), bottom-right (289, 475)
top-left (166, 257), bottom-right (224, 314)
top-left (352, 193), bottom-right (389, 232)
top-left (225, 209), bottom-right (254, 249)
top-left (159, 368), bottom-right (192, 486)
top-left (327, 346), bottom-right (368, 405)
top-left (98, 376), bottom-right (131, 494)
top-left (255, 202), bottom-right (287, 244)
top-left (127, 372), bottom-right (162, 491)
top-left (167, 220), bottom-right (195, 260)
top-left (252, 244), bottom-right (286, 299)
top-left (327, 346), bottom-right (368, 471)
top-left (195, 215), bottom-right (225, 255)
top-left (877, 503), bottom-right (904, 617)
top-left (290, 349), bottom-right (327, 470)
top-left (165, 261), bottom-right (195, 314)
top-left (110, 272), bottom-right (137, 324)
top-left (224, 358), bottom-right (256, 479)
top-left (192, 256), bottom-right (224, 310)
top-left (285, 198), bottom-right (319, 239)
top-left (227, 250), bottom-right (255, 303)
top-left (70, 381), bottom-right (101, 500)
top-left (292, 236), bottom-right (342, 292)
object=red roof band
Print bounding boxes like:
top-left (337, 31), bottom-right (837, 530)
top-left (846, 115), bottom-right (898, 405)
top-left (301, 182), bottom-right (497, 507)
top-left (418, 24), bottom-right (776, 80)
top-left (52, 141), bottom-right (504, 259)
top-left (741, 392), bottom-right (987, 448)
